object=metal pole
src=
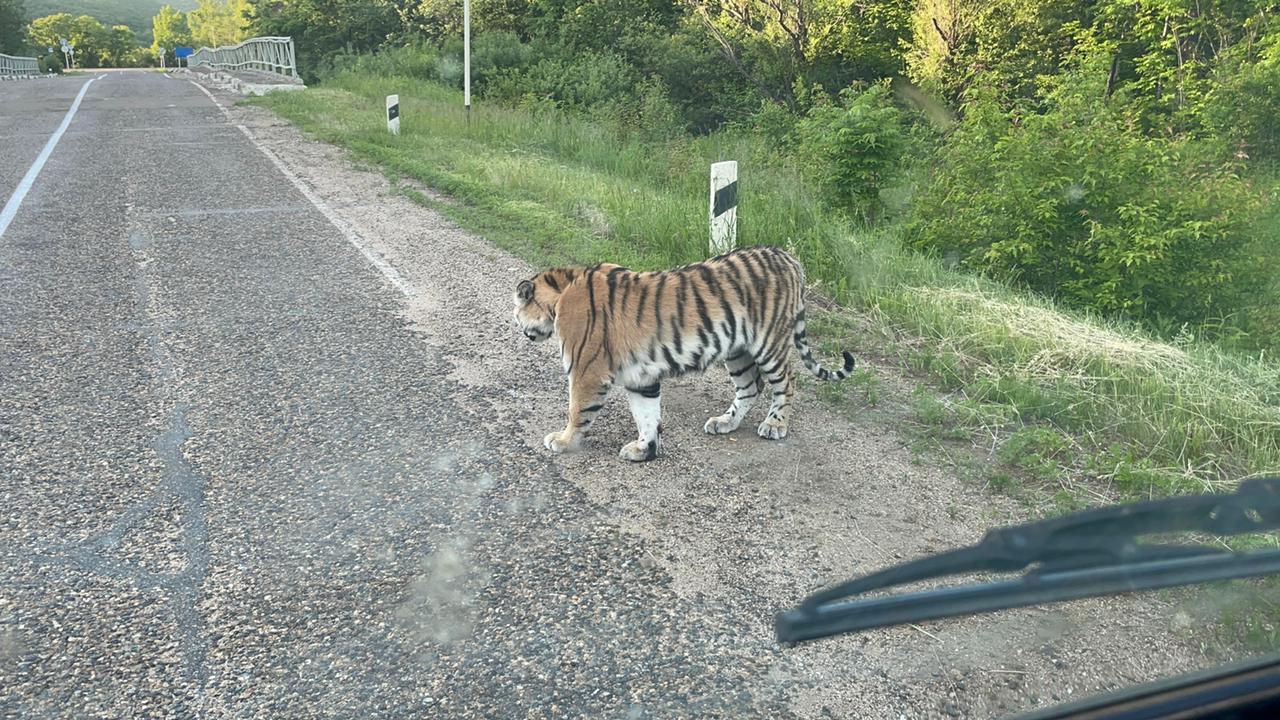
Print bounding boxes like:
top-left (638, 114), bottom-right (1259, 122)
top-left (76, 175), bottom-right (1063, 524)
top-left (463, 0), bottom-right (471, 125)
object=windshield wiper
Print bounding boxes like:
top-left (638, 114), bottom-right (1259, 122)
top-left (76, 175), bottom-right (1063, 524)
top-left (776, 476), bottom-right (1280, 644)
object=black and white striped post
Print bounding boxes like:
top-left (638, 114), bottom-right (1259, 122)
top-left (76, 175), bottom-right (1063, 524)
top-left (386, 94), bottom-right (400, 135)
top-left (463, 0), bottom-right (472, 124)
top-left (709, 161), bottom-right (737, 255)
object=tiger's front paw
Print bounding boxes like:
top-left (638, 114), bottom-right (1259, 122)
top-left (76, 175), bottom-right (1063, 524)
top-left (704, 414), bottom-right (741, 435)
top-left (544, 431), bottom-right (577, 453)
top-left (619, 438), bottom-right (660, 462)
top-left (757, 418), bottom-right (788, 440)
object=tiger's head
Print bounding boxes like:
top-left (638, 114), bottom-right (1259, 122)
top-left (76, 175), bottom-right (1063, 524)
top-left (513, 275), bottom-right (559, 342)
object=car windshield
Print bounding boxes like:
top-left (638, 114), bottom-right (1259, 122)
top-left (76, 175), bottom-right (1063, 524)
top-left (2, 1), bottom-right (1278, 719)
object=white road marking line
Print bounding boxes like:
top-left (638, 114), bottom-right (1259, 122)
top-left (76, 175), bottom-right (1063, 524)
top-left (185, 78), bottom-right (415, 299)
top-left (236, 125), bottom-right (416, 299)
top-left (187, 79), bottom-right (227, 117)
top-left (0, 76), bottom-right (98, 240)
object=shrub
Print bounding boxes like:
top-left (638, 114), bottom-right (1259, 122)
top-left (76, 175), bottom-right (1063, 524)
top-left (908, 61), bottom-right (1276, 327)
top-left (425, 31), bottom-right (539, 90)
top-left (483, 50), bottom-right (637, 111)
top-left (39, 54), bottom-right (63, 74)
top-left (1203, 31), bottom-right (1280, 167)
top-left (794, 81), bottom-right (906, 220)
top-left (317, 43), bottom-right (442, 82)
top-left (617, 25), bottom-right (764, 133)
top-left (587, 75), bottom-right (684, 143)
top-left (745, 100), bottom-right (799, 151)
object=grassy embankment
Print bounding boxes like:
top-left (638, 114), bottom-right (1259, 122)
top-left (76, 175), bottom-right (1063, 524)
top-left (253, 72), bottom-right (1280, 488)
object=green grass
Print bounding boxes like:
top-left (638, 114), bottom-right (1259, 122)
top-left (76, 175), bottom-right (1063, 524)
top-left (250, 71), bottom-right (1280, 500)
top-left (996, 426), bottom-right (1070, 483)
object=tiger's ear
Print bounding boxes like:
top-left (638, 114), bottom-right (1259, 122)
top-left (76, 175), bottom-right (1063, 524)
top-left (517, 280), bottom-right (535, 302)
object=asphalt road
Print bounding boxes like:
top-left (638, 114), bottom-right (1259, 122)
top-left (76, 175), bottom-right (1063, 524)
top-left (0, 79), bottom-right (85, 206)
top-left (0, 71), bottom-right (796, 719)
top-left (0, 71), bottom-right (1230, 719)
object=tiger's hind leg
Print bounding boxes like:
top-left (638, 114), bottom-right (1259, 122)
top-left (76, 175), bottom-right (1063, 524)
top-left (704, 352), bottom-right (760, 435)
top-left (756, 349), bottom-right (795, 440)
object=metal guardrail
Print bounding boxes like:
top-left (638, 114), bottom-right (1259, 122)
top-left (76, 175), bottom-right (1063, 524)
top-left (188, 36), bottom-right (297, 79)
top-left (0, 53), bottom-right (39, 77)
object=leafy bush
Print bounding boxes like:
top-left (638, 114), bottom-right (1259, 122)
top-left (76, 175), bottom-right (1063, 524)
top-left (528, 0), bottom-right (681, 54)
top-left (997, 426), bottom-right (1069, 481)
top-left (745, 100), bottom-right (799, 150)
top-left (794, 81), bottom-right (906, 219)
top-left (909, 62), bottom-right (1276, 327)
top-left (484, 50), bottom-right (637, 112)
top-left (587, 75), bottom-right (685, 143)
top-left (39, 54), bottom-right (63, 74)
top-left (1203, 31), bottom-right (1280, 167)
top-left (317, 43), bottom-right (442, 82)
top-left (437, 31), bottom-right (536, 89)
top-left (616, 25), bottom-right (764, 133)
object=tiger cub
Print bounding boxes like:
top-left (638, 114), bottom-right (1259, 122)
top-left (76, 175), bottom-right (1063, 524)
top-left (513, 245), bottom-right (855, 462)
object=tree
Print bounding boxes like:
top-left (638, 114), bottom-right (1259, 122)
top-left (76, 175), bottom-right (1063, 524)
top-left (0, 0), bottom-right (26, 55)
top-left (523, 0), bottom-right (680, 49)
top-left (1205, 24), bottom-right (1280, 165)
top-left (152, 5), bottom-right (192, 54)
top-left (685, 0), bottom-right (815, 105)
top-left (102, 25), bottom-right (139, 66)
top-left (251, 0), bottom-right (400, 79)
top-left (685, 0), bottom-right (912, 107)
top-left (903, 0), bottom-right (1091, 104)
top-left (25, 13), bottom-right (75, 58)
top-left (26, 14), bottom-right (112, 67)
top-left (188, 0), bottom-right (253, 49)
top-left (405, 0), bottom-right (537, 40)
top-left (805, 0), bottom-right (913, 88)
top-left (1078, 0), bottom-right (1268, 133)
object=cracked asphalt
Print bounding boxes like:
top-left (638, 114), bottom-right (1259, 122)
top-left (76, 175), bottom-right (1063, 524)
top-left (0, 71), bottom-right (1244, 719)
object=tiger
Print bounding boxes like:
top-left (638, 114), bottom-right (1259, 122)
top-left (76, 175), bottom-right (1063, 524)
top-left (513, 245), bottom-right (856, 462)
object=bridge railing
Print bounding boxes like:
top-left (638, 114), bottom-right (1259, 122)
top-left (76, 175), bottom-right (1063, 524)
top-left (0, 53), bottom-right (39, 77)
top-left (187, 37), bottom-right (297, 79)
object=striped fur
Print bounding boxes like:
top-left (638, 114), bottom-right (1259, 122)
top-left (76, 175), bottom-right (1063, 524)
top-left (513, 246), bottom-right (856, 462)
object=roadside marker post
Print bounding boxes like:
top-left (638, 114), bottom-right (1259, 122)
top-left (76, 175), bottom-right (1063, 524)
top-left (710, 161), bottom-right (738, 255)
top-left (386, 95), bottom-right (400, 135)
top-left (463, 0), bottom-right (471, 125)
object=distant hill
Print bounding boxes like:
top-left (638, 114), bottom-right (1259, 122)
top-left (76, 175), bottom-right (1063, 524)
top-left (23, 0), bottom-right (199, 44)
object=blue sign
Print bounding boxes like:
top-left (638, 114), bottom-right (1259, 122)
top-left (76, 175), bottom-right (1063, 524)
top-left (175, 47), bottom-right (194, 59)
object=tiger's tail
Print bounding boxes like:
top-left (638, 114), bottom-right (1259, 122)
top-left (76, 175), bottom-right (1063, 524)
top-left (792, 306), bottom-right (855, 381)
